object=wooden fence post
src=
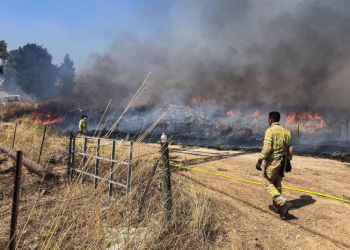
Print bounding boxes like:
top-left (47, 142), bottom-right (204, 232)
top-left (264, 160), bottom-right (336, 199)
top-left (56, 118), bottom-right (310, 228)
top-left (9, 151), bottom-right (23, 250)
top-left (12, 124), bottom-right (18, 149)
top-left (38, 126), bottom-right (47, 164)
top-left (297, 123), bottom-right (300, 141)
top-left (160, 138), bottom-right (172, 221)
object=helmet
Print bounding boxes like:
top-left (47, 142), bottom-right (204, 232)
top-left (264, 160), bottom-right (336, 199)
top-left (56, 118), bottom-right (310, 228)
top-left (82, 115), bottom-right (88, 119)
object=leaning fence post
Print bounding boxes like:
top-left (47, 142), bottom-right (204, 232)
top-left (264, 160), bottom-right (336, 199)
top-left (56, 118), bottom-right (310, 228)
top-left (38, 126), bottom-right (47, 164)
top-left (126, 141), bottom-right (133, 200)
top-left (109, 141), bottom-right (115, 197)
top-left (160, 135), bottom-right (172, 221)
top-left (12, 123), bottom-right (18, 149)
top-left (9, 151), bottom-right (23, 250)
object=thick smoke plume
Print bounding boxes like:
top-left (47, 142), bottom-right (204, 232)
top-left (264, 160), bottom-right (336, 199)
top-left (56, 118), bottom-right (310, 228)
top-left (75, 0), bottom-right (350, 110)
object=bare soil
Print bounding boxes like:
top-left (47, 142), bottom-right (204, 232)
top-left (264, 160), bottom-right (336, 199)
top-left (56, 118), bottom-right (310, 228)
top-left (168, 145), bottom-right (350, 250)
top-left (1, 140), bottom-right (349, 249)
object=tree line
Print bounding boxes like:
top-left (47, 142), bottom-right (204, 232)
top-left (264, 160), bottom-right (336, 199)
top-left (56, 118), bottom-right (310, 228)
top-left (0, 40), bottom-right (75, 99)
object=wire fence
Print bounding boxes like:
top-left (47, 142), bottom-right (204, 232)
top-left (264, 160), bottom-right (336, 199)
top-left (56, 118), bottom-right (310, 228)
top-left (110, 120), bottom-right (350, 145)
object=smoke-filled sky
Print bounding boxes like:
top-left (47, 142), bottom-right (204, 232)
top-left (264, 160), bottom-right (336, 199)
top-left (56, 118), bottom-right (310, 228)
top-left (0, 0), bottom-right (171, 67)
top-left (2, 0), bottom-right (350, 110)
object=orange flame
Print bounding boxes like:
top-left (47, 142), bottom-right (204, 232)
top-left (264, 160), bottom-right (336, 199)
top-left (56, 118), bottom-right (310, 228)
top-left (251, 109), bottom-right (261, 118)
top-left (227, 110), bottom-right (233, 116)
top-left (285, 111), bottom-right (326, 130)
top-left (33, 112), bottom-right (65, 125)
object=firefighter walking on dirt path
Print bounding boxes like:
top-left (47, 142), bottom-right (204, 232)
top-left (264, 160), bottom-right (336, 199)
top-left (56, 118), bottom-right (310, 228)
top-left (255, 111), bottom-right (293, 219)
top-left (79, 115), bottom-right (88, 136)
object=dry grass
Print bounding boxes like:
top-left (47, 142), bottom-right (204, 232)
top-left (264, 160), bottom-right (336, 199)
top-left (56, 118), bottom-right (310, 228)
top-left (0, 119), bottom-right (223, 249)
top-left (0, 103), bottom-right (38, 121)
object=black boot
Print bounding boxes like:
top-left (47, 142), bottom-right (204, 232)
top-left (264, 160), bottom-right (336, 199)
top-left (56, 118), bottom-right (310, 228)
top-left (269, 201), bottom-right (281, 214)
top-left (279, 201), bottom-right (292, 218)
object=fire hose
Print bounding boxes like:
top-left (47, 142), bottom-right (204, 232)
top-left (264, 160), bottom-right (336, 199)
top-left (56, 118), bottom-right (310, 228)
top-left (170, 163), bottom-right (350, 204)
top-left (0, 144), bottom-right (57, 180)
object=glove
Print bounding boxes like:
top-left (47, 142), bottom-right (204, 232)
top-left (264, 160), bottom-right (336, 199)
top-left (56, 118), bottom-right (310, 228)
top-left (256, 159), bottom-right (263, 171)
top-left (286, 160), bottom-right (292, 173)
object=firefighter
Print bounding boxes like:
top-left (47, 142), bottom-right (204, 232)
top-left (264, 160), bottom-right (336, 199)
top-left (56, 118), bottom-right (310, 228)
top-left (255, 111), bottom-right (293, 218)
top-left (79, 115), bottom-right (88, 135)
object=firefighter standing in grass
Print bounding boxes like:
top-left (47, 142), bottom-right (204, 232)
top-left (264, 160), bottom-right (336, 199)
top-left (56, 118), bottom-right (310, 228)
top-left (79, 115), bottom-right (88, 135)
top-left (256, 111), bottom-right (293, 218)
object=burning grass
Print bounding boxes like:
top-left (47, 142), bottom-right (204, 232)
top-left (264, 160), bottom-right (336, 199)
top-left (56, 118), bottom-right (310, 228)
top-left (0, 120), bottom-right (223, 249)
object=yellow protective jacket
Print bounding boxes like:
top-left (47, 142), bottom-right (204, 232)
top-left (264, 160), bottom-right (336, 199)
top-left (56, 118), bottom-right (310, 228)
top-left (79, 119), bottom-right (88, 134)
top-left (259, 122), bottom-right (293, 161)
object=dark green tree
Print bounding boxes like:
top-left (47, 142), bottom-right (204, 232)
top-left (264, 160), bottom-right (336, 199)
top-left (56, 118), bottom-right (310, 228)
top-left (0, 40), bottom-right (8, 75)
top-left (4, 43), bottom-right (58, 98)
top-left (58, 54), bottom-right (76, 96)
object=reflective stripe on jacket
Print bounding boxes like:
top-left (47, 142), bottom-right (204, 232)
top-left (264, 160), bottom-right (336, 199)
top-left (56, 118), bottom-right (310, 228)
top-left (259, 122), bottom-right (293, 161)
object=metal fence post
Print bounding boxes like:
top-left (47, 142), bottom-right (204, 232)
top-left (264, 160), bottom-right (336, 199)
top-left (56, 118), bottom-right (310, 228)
top-left (109, 141), bottom-right (116, 197)
top-left (94, 139), bottom-right (100, 189)
top-left (12, 123), bottom-right (18, 149)
top-left (126, 141), bottom-right (133, 199)
top-left (81, 137), bottom-right (87, 183)
top-left (68, 131), bottom-right (73, 176)
top-left (82, 137), bottom-right (87, 167)
top-left (9, 151), bottom-right (23, 250)
top-left (70, 135), bottom-right (76, 178)
top-left (160, 140), bottom-right (172, 221)
top-left (38, 126), bottom-right (47, 164)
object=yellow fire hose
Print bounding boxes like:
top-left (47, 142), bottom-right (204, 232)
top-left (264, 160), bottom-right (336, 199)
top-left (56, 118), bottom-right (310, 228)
top-left (170, 163), bottom-right (350, 204)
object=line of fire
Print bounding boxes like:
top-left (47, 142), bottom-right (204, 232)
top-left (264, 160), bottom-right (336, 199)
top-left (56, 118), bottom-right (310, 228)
top-left (17, 96), bottom-right (349, 156)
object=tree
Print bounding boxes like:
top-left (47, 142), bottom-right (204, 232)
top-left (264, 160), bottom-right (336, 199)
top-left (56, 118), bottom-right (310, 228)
top-left (0, 40), bottom-right (8, 75)
top-left (4, 43), bottom-right (58, 98)
top-left (58, 54), bottom-right (76, 96)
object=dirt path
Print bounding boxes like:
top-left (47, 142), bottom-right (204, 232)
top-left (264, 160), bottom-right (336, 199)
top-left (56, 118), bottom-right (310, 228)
top-left (169, 146), bottom-right (350, 250)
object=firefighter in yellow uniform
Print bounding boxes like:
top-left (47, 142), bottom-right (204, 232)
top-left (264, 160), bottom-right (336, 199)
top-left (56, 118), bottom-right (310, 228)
top-left (256, 111), bottom-right (293, 218)
top-left (79, 115), bottom-right (88, 135)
